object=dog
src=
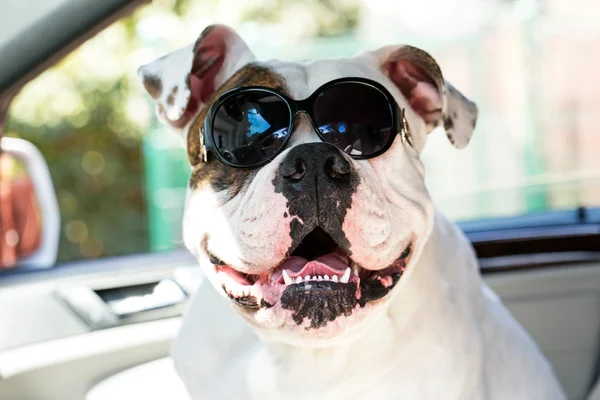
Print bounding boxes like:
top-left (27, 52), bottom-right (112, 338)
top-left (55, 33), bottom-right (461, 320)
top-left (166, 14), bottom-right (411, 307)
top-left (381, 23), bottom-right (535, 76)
top-left (138, 24), bottom-right (566, 399)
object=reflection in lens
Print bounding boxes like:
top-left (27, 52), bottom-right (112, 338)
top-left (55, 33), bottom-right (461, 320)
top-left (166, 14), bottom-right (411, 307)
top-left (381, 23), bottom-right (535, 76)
top-left (247, 109), bottom-right (271, 136)
top-left (313, 83), bottom-right (393, 157)
top-left (212, 92), bottom-right (291, 166)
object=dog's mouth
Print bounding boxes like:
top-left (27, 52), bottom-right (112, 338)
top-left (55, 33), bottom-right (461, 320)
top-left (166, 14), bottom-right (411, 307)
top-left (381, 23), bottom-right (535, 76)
top-left (211, 227), bottom-right (411, 327)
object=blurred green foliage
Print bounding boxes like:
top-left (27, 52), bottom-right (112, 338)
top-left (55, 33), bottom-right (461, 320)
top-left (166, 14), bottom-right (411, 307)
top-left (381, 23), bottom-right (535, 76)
top-left (241, 0), bottom-right (359, 37)
top-left (7, 77), bottom-right (148, 261)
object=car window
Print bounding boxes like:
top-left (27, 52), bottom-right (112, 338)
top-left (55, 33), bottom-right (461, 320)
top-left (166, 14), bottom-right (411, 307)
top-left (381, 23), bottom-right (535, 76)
top-left (4, 0), bottom-right (599, 264)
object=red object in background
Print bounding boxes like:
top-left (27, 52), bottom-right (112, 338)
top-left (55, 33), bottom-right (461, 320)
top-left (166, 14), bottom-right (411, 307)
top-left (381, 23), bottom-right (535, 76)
top-left (0, 177), bottom-right (41, 269)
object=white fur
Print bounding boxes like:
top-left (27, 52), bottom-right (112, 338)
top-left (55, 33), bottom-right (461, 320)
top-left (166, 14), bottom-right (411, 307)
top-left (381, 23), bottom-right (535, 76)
top-left (173, 212), bottom-right (565, 399)
top-left (183, 154), bottom-right (294, 274)
top-left (138, 45), bottom-right (195, 122)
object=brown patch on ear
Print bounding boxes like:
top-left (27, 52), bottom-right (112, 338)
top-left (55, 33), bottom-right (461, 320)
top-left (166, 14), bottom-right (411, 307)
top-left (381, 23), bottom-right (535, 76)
top-left (443, 116), bottom-right (454, 131)
top-left (142, 75), bottom-right (162, 99)
top-left (186, 63), bottom-right (288, 198)
top-left (166, 87), bottom-right (178, 107)
top-left (446, 133), bottom-right (455, 146)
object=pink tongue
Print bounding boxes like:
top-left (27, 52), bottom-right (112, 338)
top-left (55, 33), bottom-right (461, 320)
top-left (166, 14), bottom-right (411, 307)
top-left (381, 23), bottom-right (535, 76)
top-left (314, 254), bottom-right (349, 272)
top-left (279, 256), bottom-right (309, 273)
top-left (277, 253), bottom-right (349, 279)
top-left (218, 266), bottom-right (251, 285)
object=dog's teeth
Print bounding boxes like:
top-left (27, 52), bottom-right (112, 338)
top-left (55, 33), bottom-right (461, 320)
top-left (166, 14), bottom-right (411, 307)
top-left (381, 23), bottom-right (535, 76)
top-left (305, 275), bottom-right (311, 281)
top-left (282, 270), bottom-right (293, 285)
top-left (317, 276), bottom-right (323, 281)
top-left (324, 275), bottom-right (329, 281)
top-left (340, 268), bottom-right (351, 283)
top-left (332, 275), bottom-right (338, 282)
top-left (296, 276), bottom-right (303, 284)
top-left (352, 264), bottom-right (360, 276)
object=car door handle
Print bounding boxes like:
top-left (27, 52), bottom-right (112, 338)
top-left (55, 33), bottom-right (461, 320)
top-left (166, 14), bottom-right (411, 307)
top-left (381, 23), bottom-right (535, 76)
top-left (95, 279), bottom-right (187, 317)
top-left (57, 279), bottom-right (188, 330)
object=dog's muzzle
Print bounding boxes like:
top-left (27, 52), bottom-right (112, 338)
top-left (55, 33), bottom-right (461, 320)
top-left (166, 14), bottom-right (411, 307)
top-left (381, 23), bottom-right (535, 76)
top-left (208, 143), bottom-right (413, 329)
top-left (211, 227), bottom-right (411, 329)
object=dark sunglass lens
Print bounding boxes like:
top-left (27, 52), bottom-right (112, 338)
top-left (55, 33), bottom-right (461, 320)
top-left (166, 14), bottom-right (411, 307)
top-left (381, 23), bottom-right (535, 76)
top-left (313, 83), bottom-right (393, 157)
top-left (212, 92), bottom-right (291, 167)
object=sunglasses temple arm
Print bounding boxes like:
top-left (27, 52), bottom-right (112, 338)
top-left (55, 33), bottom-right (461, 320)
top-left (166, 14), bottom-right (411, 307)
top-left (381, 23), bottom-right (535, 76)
top-left (400, 108), bottom-right (414, 147)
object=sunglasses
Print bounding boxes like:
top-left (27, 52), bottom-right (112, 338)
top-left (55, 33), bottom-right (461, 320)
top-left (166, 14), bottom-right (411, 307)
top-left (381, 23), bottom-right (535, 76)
top-left (199, 77), bottom-right (413, 168)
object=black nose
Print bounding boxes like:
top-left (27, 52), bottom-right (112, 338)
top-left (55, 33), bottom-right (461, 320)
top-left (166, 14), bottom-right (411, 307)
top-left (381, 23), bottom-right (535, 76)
top-left (278, 143), bottom-right (352, 184)
top-left (274, 143), bottom-right (359, 256)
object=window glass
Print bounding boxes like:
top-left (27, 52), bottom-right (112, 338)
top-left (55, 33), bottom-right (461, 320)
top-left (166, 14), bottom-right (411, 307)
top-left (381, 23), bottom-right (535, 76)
top-left (5, 0), bottom-right (599, 262)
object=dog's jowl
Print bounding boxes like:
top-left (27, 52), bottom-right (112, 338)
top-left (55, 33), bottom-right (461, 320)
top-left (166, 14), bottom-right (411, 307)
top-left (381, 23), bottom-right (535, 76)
top-left (139, 24), bottom-right (566, 400)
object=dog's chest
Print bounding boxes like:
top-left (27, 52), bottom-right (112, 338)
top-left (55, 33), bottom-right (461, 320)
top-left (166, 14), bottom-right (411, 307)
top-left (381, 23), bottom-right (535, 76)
top-left (245, 349), bottom-right (484, 400)
top-left (244, 316), bottom-right (485, 400)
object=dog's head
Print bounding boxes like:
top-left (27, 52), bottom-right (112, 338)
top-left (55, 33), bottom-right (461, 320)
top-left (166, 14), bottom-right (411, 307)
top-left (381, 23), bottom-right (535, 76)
top-left (138, 25), bottom-right (477, 345)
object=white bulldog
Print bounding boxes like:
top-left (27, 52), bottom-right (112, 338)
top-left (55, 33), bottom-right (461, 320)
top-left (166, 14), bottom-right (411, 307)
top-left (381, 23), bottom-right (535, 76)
top-left (138, 24), bottom-right (566, 399)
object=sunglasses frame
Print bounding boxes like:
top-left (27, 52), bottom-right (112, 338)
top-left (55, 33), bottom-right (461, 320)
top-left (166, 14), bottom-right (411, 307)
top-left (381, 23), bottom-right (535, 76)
top-left (200, 77), bottom-right (412, 169)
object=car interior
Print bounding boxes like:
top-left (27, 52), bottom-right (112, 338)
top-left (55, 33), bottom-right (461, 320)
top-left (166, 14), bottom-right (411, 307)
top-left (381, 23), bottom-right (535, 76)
top-left (1, 1), bottom-right (600, 400)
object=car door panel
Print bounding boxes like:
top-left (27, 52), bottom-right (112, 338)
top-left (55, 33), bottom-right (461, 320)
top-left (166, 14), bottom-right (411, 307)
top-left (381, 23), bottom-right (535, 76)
top-left (0, 319), bottom-right (179, 400)
top-left (0, 251), bottom-right (199, 400)
top-left (486, 264), bottom-right (600, 400)
top-left (1, 259), bottom-right (599, 400)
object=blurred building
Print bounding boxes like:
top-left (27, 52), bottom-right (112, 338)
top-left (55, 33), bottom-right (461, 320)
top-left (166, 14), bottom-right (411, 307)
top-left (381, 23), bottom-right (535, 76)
top-left (359, 0), bottom-right (600, 219)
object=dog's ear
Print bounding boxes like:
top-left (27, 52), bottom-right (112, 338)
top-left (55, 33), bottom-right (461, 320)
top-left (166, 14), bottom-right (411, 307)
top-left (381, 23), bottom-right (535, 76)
top-left (374, 45), bottom-right (478, 149)
top-left (137, 24), bottom-right (255, 135)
